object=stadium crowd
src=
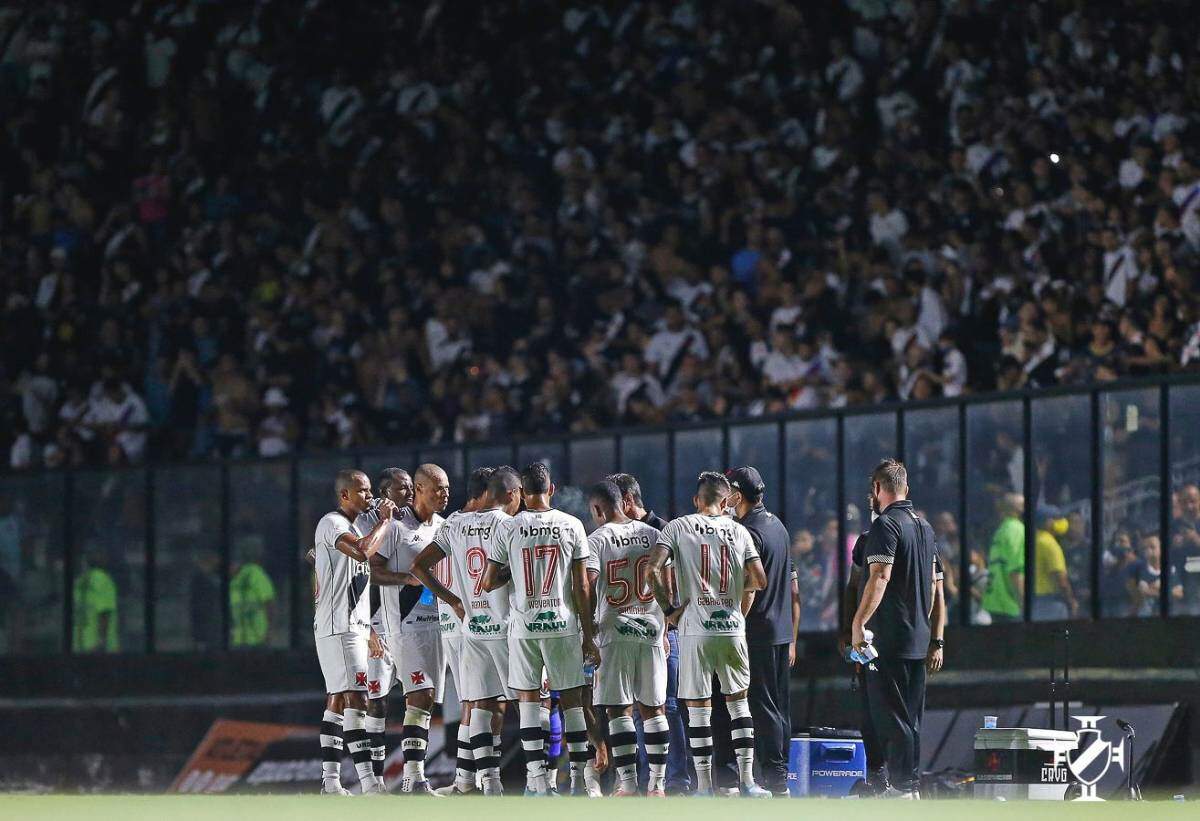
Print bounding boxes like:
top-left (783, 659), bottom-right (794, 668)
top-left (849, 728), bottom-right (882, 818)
top-left (2, 0), bottom-right (1200, 471)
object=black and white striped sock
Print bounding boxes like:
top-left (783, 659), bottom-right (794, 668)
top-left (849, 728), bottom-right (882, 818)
top-left (643, 714), bottom-right (670, 792)
top-left (727, 697), bottom-right (756, 787)
top-left (563, 707), bottom-right (590, 791)
top-left (401, 706), bottom-right (430, 782)
top-left (319, 710), bottom-right (344, 789)
top-left (519, 701), bottom-right (548, 793)
top-left (363, 714), bottom-right (386, 781)
top-left (608, 715), bottom-right (638, 791)
top-left (470, 708), bottom-right (499, 782)
top-left (455, 718), bottom-right (476, 791)
top-left (343, 708), bottom-right (378, 792)
top-left (686, 704), bottom-right (713, 792)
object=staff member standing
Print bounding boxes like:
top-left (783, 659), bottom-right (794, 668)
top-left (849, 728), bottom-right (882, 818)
top-left (727, 467), bottom-right (800, 795)
top-left (851, 459), bottom-right (940, 799)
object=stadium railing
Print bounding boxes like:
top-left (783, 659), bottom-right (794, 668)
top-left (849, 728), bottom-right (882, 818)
top-left (2, 373), bottom-right (1198, 658)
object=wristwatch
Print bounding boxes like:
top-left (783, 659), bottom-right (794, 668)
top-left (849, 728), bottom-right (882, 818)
top-left (931, 638), bottom-right (945, 649)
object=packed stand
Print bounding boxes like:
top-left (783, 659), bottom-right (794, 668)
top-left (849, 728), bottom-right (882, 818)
top-left (3, 0), bottom-right (1200, 471)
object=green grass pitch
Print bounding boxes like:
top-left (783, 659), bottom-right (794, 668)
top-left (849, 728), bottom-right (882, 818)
top-left (0, 795), bottom-right (1192, 821)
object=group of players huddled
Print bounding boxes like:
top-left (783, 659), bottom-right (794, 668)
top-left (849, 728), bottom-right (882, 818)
top-left (312, 462), bottom-right (771, 797)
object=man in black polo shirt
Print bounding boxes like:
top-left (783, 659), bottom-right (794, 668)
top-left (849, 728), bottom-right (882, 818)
top-left (851, 459), bottom-right (941, 799)
top-left (726, 466), bottom-right (799, 796)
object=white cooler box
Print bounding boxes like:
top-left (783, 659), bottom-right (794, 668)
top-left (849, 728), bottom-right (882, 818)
top-left (973, 727), bottom-right (1077, 800)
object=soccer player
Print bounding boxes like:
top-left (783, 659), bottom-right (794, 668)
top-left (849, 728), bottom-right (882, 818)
top-left (356, 467), bottom-right (412, 786)
top-left (607, 472), bottom-right (689, 794)
top-left (413, 466), bottom-right (522, 795)
top-left (410, 465), bottom-right (495, 795)
top-left (313, 469), bottom-right (396, 795)
top-left (585, 480), bottom-right (677, 796)
top-left (648, 471), bottom-right (771, 798)
top-left (481, 462), bottom-right (599, 796)
top-left (368, 463), bottom-right (449, 795)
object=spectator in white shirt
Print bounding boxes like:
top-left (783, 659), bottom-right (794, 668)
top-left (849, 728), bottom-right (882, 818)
top-left (824, 38), bottom-right (864, 101)
top-left (769, 282), bottom-right (805, 332)
top-left (935, 332), bottom-right (968, 397)
top-left (1100, 229), bottom-right (1139, 308)
top-left (876, 74), bottom-right (918, 132)
top-left (82, 377), bottom-right (150, 464)
top-left (643, 303), bottom-right (709, 386)
top-left (552, 127), bottom-right (595, 176)
top-left (867, 190), bottom-right (909, 257)
top-left (1119, 139), bottom-right (1155, 190)
top-left (610, 353), bottom-right (666, 416)
top-left (665, 266), bottom-right (713, 311)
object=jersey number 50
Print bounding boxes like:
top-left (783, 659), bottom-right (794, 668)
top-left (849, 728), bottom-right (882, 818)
top-left (605, 556), bottom-right (654, 606)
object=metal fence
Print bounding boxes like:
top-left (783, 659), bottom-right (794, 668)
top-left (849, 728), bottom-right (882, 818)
top-left (3, 375), bottom-right (1199, 658)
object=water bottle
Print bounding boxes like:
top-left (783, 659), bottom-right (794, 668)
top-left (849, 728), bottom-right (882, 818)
top-left (849, 629), bottom-right (878, 665)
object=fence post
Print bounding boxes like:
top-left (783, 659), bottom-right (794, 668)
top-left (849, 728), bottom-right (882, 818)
top-left (1022, 397), bottom-right (1034, 623)
top-left (145, 467), bottom-right (157, 654)
top-left (958, 403), bottom-right (969, 627)
top-left (1090, 390), bottom-right (1102, 621)
top-left (835, 415), bottom-right (847, 630)
top-left (62, 472), bottom-right (75, 655)
top-left (1159, 384), bottom-right (1171, 618)
top-left (220, 463), bottom-right (232, 651)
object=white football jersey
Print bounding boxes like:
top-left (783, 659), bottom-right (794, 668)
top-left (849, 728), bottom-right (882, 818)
top-left (362, 507), bottom-right (446, 635)
top-left (657, 513), bottom-right (760, 637)
top-left (313, 511), bottom-right (370, 637)
top-left (434, 507), bottom-right (512, 641)
top-left (586, 520), bottom-right (664, 646)
top-left (489, 508), bottom-right (588, 640)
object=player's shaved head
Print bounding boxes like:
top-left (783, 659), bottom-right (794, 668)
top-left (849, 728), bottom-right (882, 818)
top-left (334, 469), bottom-right (371, 514)
top-left (335, 469), bottom-right (368, 496)
top-left (488, 465), bottom-right (520, 498)
top-left (468, 466), bottom-right (496, 500)
top-left (695, 471), bottom-right (731, 507)
top-left (414, 463), bottom-right (448, 486)
top-left (521, 462), bottom-right (552, 495)
top-left (411, 463), bottom-right (450, 518)
top-left (589, 480), bottom-right (623, 513)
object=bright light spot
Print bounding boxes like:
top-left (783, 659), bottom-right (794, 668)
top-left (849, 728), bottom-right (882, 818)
top-left (1050, 153), bottom-right (1060, 164)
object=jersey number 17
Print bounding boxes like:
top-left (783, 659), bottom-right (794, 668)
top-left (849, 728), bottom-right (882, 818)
top-left (521, 545), bottom-right (560, 596)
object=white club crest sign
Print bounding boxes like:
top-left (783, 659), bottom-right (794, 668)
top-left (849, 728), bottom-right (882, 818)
top-left (1053, 716), bottom-right (1125, 801)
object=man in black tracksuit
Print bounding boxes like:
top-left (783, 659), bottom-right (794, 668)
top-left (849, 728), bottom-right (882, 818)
top-left (843, 529), bottom-right (887, 792)
top-left (727, 466), bottom-right (799, 795)
top-left (851, 459), bottom-right (940, 798)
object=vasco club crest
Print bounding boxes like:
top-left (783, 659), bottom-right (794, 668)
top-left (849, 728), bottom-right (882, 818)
top-left (1054, 716), bottom-right (1125, 801)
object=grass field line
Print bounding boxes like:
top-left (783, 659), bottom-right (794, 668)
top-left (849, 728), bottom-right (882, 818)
top-left (0, 795), bottom-right (1192, 821)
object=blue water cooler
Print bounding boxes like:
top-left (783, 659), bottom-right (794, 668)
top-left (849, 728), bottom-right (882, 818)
top-left (787, 728), bottom-right (867, 797)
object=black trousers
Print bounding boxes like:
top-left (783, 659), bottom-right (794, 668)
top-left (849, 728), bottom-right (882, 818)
top-left (747, 641), bottom-right (791, 791)
top-left (864, 655), bottom-right (926, 792)
top-left (856, 667), bottom-right (885, 776)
